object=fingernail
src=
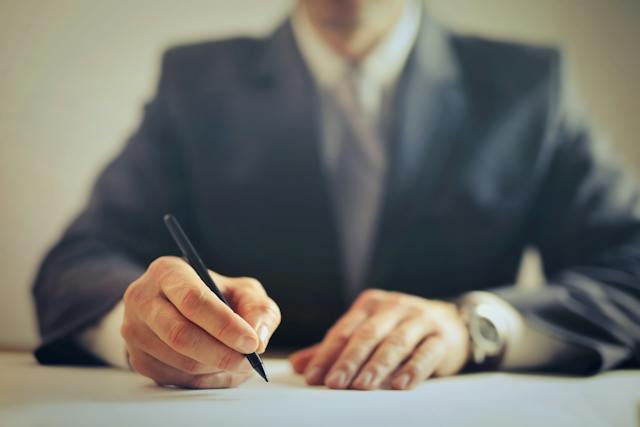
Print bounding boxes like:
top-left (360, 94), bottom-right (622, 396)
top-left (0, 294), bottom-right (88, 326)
top-left (236, 335), bottom-right (257, 354)
top-left (326, 370), bottom-right (347, 389)
top-left (305, 366), bottom-right (324, 384)
top-left (355, 371), bottom-right (373, 389)
top-left (257, 325), bottom-right (269, 347)
top-left (392, 373), bottom-right (411, 390)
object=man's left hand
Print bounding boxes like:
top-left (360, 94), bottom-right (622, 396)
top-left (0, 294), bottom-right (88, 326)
top-left (289, 289), bottom-right (470, 390)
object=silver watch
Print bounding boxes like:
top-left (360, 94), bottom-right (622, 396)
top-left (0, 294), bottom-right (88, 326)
top-left (460, 302), bottom-right (507, 366)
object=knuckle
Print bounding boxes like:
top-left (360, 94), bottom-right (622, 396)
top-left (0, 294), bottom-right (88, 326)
top-left (340, 348), bottom-right (365, 366)
top-left (355, 289), bottom-right (387, 311)
top-left (242, 277), bottom-right (264, 292)
top-left (216, 313), bottom-right (235, 339)
top-left (148, 256), bottom-right (175, 277)
top-left (191, 373), bottom-right (232, 389)
top-left (386, 332), bottom-right (410, 349)
top-left (404, 362), bottom-right (421, 377)
top-left (149, 257), bottom-right (182, 288)
top-left (387, 291), bottom-right (403, 303)
top-left (376, 357), bottom-right (395, 371)
top-left (216, 350), bottom-right (241, 371)
top-left (367, 288), bottom-right (384, 297)
top-left (355, 323), bottom-right (380, 342)
top-left (268, 306), bottom-right (282, 327)
top-left (187, 375), bottom-right (207, 389)
top-left (360, 288), bottom-right (384, 301)
top-left (168, 322), bottom-right (194, 350)
top-left (326, 327), bottom-right (351, 345)
top-left (123, 284), bottom-right (145, 307)
top-left (334, 360), bottom-right (359, 373)
top-left (220, 373), bottom-right (234, 388)
top-left (248, 300), bottom-right (281, 323)
top-left (265, 298), bottom-right (282, 321)
top-left (178, 288), bottom-right (206, 317)
top-left (405, 306), bottom-right (424, 318)
top-left (181, 358), bottom-right (204, 375)
top-left (368, 351), bottom-right (395, 371)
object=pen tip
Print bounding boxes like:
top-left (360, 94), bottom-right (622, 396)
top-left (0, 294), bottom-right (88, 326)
top-left (254, 363), bottom-right (268, 382)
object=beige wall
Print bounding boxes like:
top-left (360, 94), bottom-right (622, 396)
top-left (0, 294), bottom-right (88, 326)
top-left (1, 0), bottom-right (638, 349)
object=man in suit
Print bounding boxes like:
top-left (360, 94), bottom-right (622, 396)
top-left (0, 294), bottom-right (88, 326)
top-left (33, 0), bottom-right (640, 390)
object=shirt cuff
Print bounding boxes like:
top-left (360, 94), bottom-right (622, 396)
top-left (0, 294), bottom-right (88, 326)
top-left (76, 300), bottom-right (129, 369)
top-left (461, 291), bottom-right (575, 370)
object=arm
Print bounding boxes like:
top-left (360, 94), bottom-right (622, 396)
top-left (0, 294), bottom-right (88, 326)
top-left (493, 56), bottom-right (640, 374)
top-left (288, 54), bottom-right (640, 388)
top-left (77, 301), bottom-right (129, 369)
top-left (32, 50), bottom-right (189, 365)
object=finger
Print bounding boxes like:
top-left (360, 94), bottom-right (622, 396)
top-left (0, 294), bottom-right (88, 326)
top-left (151, 257), bottom-right (259, 354)
top-left (433, 319), bottom-right (470, 377)
top-left (224, 276), bottom-right (281, 353)
top-left (128, 347), bottom-right (193, 386)
top-left (352, 317), bottom-right (435, 390)
top-left (121, 319), bottom-right (213, 375)
top-left (188, 370), bottom-right (253, 389)
top-left (303, 308), bottom-right (369, 385)
top-left (352, 289), bottom-right (389, 313)
top-left (129, 348), bottom-right (250, 389)
top-left (390, 335), bottom-right (447, 390)
top-left (140, 296), bottom-right (250, 373)
top-left (324, 305), bottom-right (406, 389)
top-left (289, 344), bottom-right (320, 374)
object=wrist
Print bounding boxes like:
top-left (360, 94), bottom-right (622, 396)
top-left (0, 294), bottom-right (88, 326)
top-left (457, 292), bottom-right (513, 370)
top-left (455, 304), bottom-right (473, 367)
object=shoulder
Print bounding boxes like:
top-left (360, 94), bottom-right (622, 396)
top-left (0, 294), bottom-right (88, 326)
top-left (163, 36), bottom-right (264, 66)
top-left (450, 34), bottom-right (563, 104)
top-left (157, 35), bottom-right (269, 89)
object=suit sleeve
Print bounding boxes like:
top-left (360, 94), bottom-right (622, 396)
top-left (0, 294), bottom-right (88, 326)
top-left (32, 50), bottom-right (189, 365)
top-left (494, 55), bottom-right (640, 374)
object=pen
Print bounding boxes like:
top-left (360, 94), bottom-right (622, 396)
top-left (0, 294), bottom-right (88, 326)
top-left (163, 213), bottom-right (268, 382)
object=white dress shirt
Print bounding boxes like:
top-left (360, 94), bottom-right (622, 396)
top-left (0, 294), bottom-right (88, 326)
top-left (78, 0), bottom-right (572, 371)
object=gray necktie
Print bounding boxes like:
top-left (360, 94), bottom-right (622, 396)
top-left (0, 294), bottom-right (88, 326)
top-left (330, 67), bottom-right (387, 301)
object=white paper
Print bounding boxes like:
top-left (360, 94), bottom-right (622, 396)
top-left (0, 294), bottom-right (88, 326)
top-left (1, 353), bottom-right (638, 427)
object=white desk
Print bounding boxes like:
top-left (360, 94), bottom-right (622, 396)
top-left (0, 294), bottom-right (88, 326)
top-left (0, 352), bottom-right (638, 427)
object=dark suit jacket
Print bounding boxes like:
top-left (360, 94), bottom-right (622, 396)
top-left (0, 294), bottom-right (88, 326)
top-left (33, 16), bottom-right (640, 373)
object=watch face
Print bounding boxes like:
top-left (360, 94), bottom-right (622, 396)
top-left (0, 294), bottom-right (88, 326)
top-left (471, 313), bottom-right (503, 356)
top-left (478, 317), bottom-right (499, 343)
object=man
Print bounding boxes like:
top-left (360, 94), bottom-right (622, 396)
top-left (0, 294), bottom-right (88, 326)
top-left (33, 0), bottom-right (640, 390)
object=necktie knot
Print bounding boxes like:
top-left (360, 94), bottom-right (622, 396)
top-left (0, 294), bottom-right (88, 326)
top-left (335, 65), bottom-right (376, 125)
top-left (332, 66), bottom-right (385, 170)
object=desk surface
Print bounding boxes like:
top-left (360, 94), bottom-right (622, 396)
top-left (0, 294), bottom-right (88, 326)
top-left (0, 352), bottom-right (638, 427)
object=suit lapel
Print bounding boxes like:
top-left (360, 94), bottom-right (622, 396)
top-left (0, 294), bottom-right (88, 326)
top-left (250, 22), bottom-right (347, 307)
top-left (238, 18), bottom-right (469, 300)
top-left (367, 16), bottom-right (470, 290)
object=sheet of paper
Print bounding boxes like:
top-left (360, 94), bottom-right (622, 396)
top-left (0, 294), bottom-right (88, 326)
top-left (1, 353), bottom-right (638, 427)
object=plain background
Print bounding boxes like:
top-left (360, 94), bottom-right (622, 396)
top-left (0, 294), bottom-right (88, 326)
top-left (1, 0), bottom-right (639, 350)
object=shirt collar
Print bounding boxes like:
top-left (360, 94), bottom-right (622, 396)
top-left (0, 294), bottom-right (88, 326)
top-left (291, 0), bottom-right (421, 91)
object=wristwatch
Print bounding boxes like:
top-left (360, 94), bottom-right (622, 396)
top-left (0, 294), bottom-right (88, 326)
top-left (459, 299), bottom-right (509, 369)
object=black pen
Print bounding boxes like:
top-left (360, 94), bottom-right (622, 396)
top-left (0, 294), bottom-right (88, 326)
top-left (163, 214), bottom-right (268, 382)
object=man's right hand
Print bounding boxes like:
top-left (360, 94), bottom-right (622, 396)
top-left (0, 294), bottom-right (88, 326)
top-left (121, 256), bottom-right (281, 389)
